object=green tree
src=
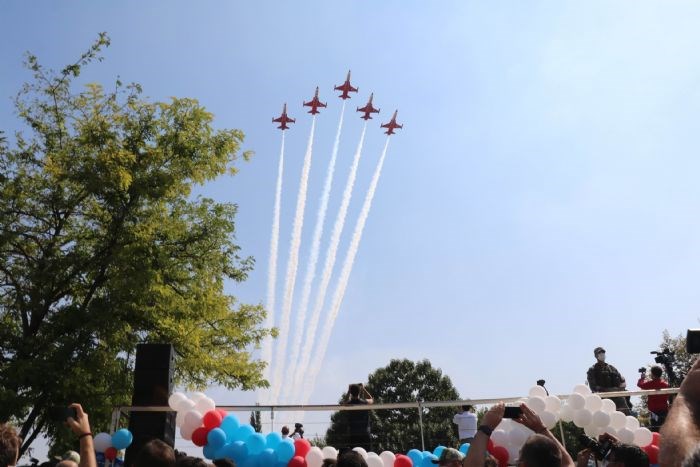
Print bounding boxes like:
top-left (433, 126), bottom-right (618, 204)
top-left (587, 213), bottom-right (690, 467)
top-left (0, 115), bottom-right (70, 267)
top-left (0, 34), bottom-right (274, 456)
top-left (325, 359), bottom-right (460, 453)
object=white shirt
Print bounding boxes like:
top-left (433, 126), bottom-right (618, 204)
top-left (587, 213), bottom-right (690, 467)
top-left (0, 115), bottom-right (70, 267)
top-left (453, 411), bottom-right (477, 439)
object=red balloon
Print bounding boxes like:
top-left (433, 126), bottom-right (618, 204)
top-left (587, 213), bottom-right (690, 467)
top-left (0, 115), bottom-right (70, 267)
top-left (651, 431), bottom-right (661, 446)
top-left (294, 438), bottom-right (311, 458)
top-left (643, 444), bottom-right (659, 464)
top-left (192, 426), bottom-right (209, 447)
top-left (486, 438), bottom-right (495, 454)
top-left (217, 409), bottom-right (228, 419)
top-left (203, 410), bottom-right (223, 429)
top-left (491, 446), bottom-right (509, 467)
top-left (105, 447), bottom-right (117, 461)
top-left (288, 455), bottom-right (307, 467)
top-left (394, 454), bottom-right (413, 467)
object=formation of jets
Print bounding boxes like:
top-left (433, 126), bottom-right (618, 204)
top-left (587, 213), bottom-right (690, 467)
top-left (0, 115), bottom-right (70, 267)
top-left (272, 70), bottom-right (402, 135)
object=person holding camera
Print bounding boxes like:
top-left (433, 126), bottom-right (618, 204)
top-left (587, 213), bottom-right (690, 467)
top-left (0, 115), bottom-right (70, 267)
top-left (576, 432), bottom-right (649, 467)
top-left (343, 383), bottom-right (374, 451)
top-left (587, 347), bottom-right (631, 414)
top-left (291, 423), bottom-right (304, 440)
top-left (637, 365), bottom-right (670, 431)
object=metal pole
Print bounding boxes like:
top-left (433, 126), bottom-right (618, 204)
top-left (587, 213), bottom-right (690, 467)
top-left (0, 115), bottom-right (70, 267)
top-left (271, 406), bottom-right (275, 432)
top-left (418, 401), bottom-right (426, 452)
top-left (558, 420), bottom-right (566, 451)
top-left (110, 408), bottom-right (121, 434)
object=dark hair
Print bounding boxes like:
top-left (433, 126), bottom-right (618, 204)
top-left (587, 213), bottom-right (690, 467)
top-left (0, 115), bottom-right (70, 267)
top-left (349, 384), bottom-right (361, 398)
top-left (213, 459), bottom-right (236, 467)
top-left (135, 439), bottom-right (176, 467)
top-left (338, 451), bottom-right (368, 467)
top-left (483, 454), bottom-right (498, 467)
top-left (650, 366), bottom-right (663, 378)
top-left (0, 423), bottom-right (21, 467)
top-left (322, 459), bottom-right (338, 467)
top-left (461, 405), bottom-right (473, 411)
top-left (519, 434), bottom-right (561, 467)
top-left (610, 444), bottom-right (649, 467)
top-left (175, 456), bottom-right (210, 467)
top-left (682, 444), bottom-right (700, 467)
top-left (281, 426), bottom-right (290, 435)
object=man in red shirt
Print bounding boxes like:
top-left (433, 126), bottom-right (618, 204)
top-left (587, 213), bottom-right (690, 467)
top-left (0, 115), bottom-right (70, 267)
top-left (637, 365), bottom-right (670, 431)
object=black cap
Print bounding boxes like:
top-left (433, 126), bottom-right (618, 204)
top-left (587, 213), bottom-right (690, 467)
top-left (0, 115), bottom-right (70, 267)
top-left (594, 347), bottom-right (605, 356)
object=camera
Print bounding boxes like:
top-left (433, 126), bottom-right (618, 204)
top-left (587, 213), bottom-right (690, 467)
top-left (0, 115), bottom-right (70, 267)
top-left (638, 367), bottom-right (646, 373)
top-left (687, 329), bottom-right (700, 354)
top-left (651, 348), bottom-right (675, 365)
top-left (578, 435), bottom-right (612, 460)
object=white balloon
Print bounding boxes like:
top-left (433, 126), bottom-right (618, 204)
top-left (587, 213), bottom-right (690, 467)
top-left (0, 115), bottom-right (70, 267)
top-left (323, 447), bottom-right (339, 460)
top-left (573, 409), bottom-right (593, 428)
top-left (195, 396), bottom-right (216, 414)
top-left (176, 410), bottom-right (187, 428)
top-left (168, 392), bottom-right (187, 411)
top-left (625, 416), bottom-right (640, 431)
top-left (604, 428), bottom-right (618, 439)
top-left (366, 454), bottom-right (384, 467)
top-left (584, 395), bottom-right (603, 412)
top-left (306, 447), bottom-right (324, 467)
top-left (507, 446), bottom-right (520, 464)
top-left (609, 411), bottom-right (627, 430)
top-left (508, 426), bottom-right (528, 447)
top-left (492, 429), bottom-right (508, 447)
top-left (618, 427), bottom-right (635, 444)
top-left (180, 423), bottom-right (195, 441)
top-left (189, 392), bottom-right (207, 402)
top-left (94, 433), bottom-right (113, 452)
top-left (540, 411), bottom-right (557, 429)
top-left (544, 396), bottom-right (561, 413)
top-left (559, 404), bottom-right (574, 422)
top-left (528, 386), bottom-right (548, 398)
top-left (601, 398), bottom-right (617, 414)
top-left (591, 410), bottom-right (611, 427)
top-left (497, 418), bottom-right (515, 432)
top-left (526, 396), bottom-right (546, 415)
top-left (176, 398), bottom-right (196, 413)
top-left (583, 424), bottom-right (599, 438)
top-left (573, 384), bottom-right (592, 395)
top-left (568, 393), bottom-right (586, 410)
top-left (379, 451), bottom-right (396, 467)
top-left (183, 410), bottom-right (203, 430)
top-left (633, 427), bottom-right (653, 447)
top-left (353, 447), bottom-right (368, 459)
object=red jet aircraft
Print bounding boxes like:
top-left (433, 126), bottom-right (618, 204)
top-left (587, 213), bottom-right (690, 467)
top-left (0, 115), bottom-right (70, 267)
top-left (381, 110), bottom-right (403, 135)
top-left (356, 93), bottom-right (380, 120)
top-left (303, 87), bottom-right (327, 115)
top-left (334, 70), bottom-right (358, 99)
top-left (272, 103), bottom-right (295, 130)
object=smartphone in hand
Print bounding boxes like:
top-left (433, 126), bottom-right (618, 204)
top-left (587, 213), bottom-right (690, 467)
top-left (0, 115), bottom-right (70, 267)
top-left (503, 406), bottom-right (522, 419)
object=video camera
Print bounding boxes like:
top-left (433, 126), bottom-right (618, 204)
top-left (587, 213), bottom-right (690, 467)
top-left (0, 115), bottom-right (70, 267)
top-left (651, 348), bottom-right (675, 365)
top-left (578, 434), bottom-right (613, 460)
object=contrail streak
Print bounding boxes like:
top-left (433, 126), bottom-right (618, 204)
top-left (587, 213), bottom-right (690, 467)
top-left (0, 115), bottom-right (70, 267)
top-left (300, 137), bottom-right (392, 405)
top-left (282, 102), bottom-right (346, 402)
top-left (290, 122), bottom-right (368, 400)
top-left (259, 132), bottom-right (285, 407)
top-left (270, 117), bottom-right (316, 404)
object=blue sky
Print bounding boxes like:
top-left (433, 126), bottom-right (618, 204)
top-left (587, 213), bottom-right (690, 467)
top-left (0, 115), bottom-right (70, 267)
top-left (3, 0), bottom-right (700, 455)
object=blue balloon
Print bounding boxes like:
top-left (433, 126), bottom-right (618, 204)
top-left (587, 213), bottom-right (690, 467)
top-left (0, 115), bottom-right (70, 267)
top-left (221, 414), bottom-right (241, 439)
top-left (241, 454), bottom-right (260, 467)
top-left (275, 439), bottom-right (295, 463)
top-left (433, 446), bottom-right (445, 458)
top-left (111, 429), bottom-right (133, 450)
top-left (208, 428), bottom-right (227, 450)
top-left (422, 451), bottom-right (433, 459)
top-left (260, 448), bottom-right (277, 466)
top-left (231, 441), bottom-right (249, 463)
top-left (247, 433), bottom-right (266, 455)
top-left (203, 444), bottom-right (218, 460)
top-left (422, 455), bottom-right (438, 467)
top-left (408, 449), bottom-right (423, 467)
top-left (459, 443), bottom-right (470, 455)
top-left (265, 431), bottom-right (283, 449)
top-left (215, 443), bottom-right (235, 461)
top-left (234, 424), bottom-right (256, 442)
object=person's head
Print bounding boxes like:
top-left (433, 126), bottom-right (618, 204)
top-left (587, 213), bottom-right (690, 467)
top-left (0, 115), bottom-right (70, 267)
top-left (281, 426), bottom-right (289, 436)
top-left (0, 423), bottom-right (21, 467)
top-left (607, 443), bottom-right (649, 467)
top-left (294, 423), bottom-right (304, 433)
top-left (213, 459), bottom-right (235, 467)
top-left (175, 456), bottom-right (209, 467)
top-left (462, 405), bottom-right (473, 412)
top-left (349, 384), bottom-right (361, 398)
top-left (322, 459), bottom-right (337, 467)
top-left (594, 347), bottom-right (606, 362)
top-left (337, 451), bottom-right (368, 467)
top-left (482, 454), bottom-right (498, 467)
top-left (134, 439), bottom-right (176, 467)
top-left (650, 366), bottom-right (663, 379)
top-left (519, 434), bottom-right (562, 467)
top-left (431, 448), bottom-right (464, 467)
top-left (56, 461), bottom-right (79, 467)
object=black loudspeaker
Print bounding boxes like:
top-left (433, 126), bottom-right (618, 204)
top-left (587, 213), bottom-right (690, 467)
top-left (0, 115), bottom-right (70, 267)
top-left (125, 344), bottom-right (176, 466)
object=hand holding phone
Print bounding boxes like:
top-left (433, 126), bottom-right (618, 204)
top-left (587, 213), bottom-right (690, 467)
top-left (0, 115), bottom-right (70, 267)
top-left (503, 406), bottom-right (523, 419)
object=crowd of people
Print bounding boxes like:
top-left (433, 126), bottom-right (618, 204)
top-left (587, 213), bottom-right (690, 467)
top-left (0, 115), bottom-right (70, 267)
top-left (2, 352), bottom-right (698, 467)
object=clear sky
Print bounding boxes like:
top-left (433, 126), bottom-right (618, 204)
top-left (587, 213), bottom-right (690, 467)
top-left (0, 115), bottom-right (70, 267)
top-left (3, 0), bottom-right (700, 457)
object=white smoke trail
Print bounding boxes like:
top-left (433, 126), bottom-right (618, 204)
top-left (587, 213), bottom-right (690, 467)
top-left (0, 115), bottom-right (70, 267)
top-left (259, 132), bottom-right (285, 409)
top-left (282, 102), bottom-right (346, 403)
top-left (300, 137), bottom-right (391, 404)
top-left (290, 122), bottom-right (368, 402)
top-left (269, 117), bottom-right (317, 405)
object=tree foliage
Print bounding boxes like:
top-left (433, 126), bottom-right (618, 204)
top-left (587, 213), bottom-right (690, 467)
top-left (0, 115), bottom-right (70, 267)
top-left (325, 359), bottom-right (460, 452)
top-left (0, 34), bottom-right (273, 455)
